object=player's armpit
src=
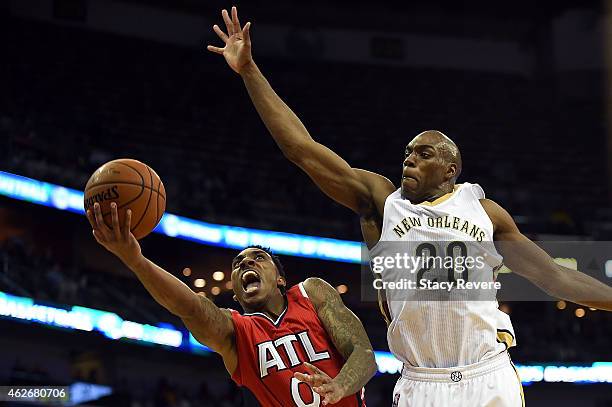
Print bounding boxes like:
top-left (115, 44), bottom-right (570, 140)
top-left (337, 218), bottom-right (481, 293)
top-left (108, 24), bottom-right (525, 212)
top-left (303, 278), bottom-right (377, 398)
top-left (481, 199), bottom-right (612, 310)
top-left (181, 294), bottom-right (237, 373)
top-left (288, 141), bottom-right (395, 216)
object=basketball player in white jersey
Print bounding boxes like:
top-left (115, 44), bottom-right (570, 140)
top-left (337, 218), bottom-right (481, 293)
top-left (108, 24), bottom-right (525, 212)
top-left (207, 7), bottom-right (612, 405)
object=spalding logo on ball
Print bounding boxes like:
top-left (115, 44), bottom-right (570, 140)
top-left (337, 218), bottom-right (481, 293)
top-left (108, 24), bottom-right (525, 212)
top-left (84, 158), bottom-right (166, 240)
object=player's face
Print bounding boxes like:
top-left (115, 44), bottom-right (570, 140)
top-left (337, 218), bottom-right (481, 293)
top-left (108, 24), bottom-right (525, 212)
top-left (401, 134), bottom-right (452, 201)
top-left (230, 248), bottom-right (285, 311)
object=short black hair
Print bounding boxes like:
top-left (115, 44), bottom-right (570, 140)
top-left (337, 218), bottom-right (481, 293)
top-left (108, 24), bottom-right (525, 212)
top-left (242, 245), bottom-right (286, 294)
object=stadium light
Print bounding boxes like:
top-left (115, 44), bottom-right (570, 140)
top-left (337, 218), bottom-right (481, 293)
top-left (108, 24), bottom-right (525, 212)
top-left (0, 171), bottom-right (362, 263)
top-left (1, 290), bottom-right (610, 383)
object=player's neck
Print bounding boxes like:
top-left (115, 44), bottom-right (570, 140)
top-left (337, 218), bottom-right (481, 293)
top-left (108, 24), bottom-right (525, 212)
top-left (411, 184), bottom-right (455, 204)
top-left (259, 293), bottom-right (287, 320)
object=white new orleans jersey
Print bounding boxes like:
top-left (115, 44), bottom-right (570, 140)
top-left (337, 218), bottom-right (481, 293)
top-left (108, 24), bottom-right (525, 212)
top-left (369, 183), bottom-right (515, 368)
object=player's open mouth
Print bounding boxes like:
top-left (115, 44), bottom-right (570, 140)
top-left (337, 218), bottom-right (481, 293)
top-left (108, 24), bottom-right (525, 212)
top-left (241, 269), bottom-right (261, 294)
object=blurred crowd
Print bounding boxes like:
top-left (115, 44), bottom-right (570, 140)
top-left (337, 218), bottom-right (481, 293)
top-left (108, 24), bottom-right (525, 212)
top-left (1, 17), bottom-right (610, 241)
top-left (0, 235), bottom-right (181, 327)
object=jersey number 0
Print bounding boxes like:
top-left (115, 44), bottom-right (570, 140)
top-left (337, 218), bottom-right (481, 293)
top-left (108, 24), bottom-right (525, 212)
top-left (291, 377), bottom-right (321, 407)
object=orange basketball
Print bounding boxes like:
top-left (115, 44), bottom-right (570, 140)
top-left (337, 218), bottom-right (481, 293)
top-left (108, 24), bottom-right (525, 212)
top-left (84, 159), bottom-right (166, 240)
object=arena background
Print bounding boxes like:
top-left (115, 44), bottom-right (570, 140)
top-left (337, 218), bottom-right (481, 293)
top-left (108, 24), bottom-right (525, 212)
top-left (1, 0), bottom-right (612, 406)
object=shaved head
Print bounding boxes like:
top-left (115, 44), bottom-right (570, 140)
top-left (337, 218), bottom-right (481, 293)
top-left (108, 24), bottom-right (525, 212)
top-left (402, 130), bottom-right (463, 202)
top-left (414, 130), bottom-right (462, 180)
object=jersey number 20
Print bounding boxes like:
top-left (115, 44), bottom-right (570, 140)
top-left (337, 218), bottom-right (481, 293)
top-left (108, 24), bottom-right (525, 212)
top-left (415, 241), bottom-right (469, 284)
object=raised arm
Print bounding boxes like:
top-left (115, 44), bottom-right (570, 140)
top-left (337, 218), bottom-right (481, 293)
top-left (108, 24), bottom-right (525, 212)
top-left (207, 7), bottom-right (395, 215)
top-left (294, 277), bottom-right (377, 404)
top-left (86, 203), bottom-right (237, 373)
top-left (481, 199), bottom-right (612, 311)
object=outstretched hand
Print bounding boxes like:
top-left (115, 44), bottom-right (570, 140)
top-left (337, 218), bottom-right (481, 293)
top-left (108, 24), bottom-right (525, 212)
top-left (207, 6), bottom-right (253, 74)
top-left (294, 362), bottom-right (347, 405)
top-left (86, 202), bottom-right (142, 267)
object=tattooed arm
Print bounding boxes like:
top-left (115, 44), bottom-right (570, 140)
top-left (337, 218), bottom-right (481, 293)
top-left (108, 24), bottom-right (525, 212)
top-left (297, 278), bottom-right (376, 404)
top-left (181, 290), bottom-right (237, 373)
top-left (86, 203), bottom-right (237, 374)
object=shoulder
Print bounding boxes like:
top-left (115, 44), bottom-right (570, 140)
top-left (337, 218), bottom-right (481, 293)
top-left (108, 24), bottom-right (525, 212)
top-left (354, 169), bottom-right (396, 214)
top-left (354, 168), bottom-right (396, 199)
top-left (479, 198), bottom-right (519, 234)
top-left (354, 169), bottom-right (395, 190)
top-left (225, 307), bottom-right (256, 328)
top-left (479, 198), bottom-right (500, 214)
top-left (302, 277), bottom-right (341, 310)
top-left (302, 277), bottom-right (335, 297)
top-left (354, 169), bottom-right (396, 200)
top-left (225, 307), bottom-right (245, 323)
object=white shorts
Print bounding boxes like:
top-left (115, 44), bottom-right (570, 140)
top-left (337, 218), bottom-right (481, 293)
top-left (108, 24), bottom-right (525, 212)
top-left (392, 352), bottom-right (524, 407)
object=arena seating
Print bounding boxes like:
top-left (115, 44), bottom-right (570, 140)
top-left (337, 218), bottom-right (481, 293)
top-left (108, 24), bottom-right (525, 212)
top-left (1, 18), bottom-right (608, 241)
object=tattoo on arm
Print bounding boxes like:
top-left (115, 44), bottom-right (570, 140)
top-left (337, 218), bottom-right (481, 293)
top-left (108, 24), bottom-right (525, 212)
top-left (306, 278), bottom-right (376, 396)
top-left (182, 293), bottom-right (235, 355)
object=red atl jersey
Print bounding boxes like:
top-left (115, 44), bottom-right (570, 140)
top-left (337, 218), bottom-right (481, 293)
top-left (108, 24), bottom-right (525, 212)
top-left (231, 282), bottom-right (366, 407)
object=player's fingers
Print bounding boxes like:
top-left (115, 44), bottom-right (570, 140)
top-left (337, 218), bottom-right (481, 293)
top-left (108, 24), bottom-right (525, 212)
top-left (123, 208), bottom-right (132, 241)
top-left (243, 22), bottom-right (251, 45)
top-left (86, 209), bottom-right (97, 230)
top-left (207, 45), bottom-right (225, 55)
top-left (322, 392), bottom-right (341, 406)
top-left (213, 24), bottom-right (228, 42)
top-left (231, 6), bottom-right (241, 36)
top-left (314, 383), bottom-right (334, 394)
top-left (297, 372), bottom-right (321, 385)
top-left (304, 362), bottom-right (327, 377)
top-left (93, 203), bottom-right (112, 237)
top-left (311, 374), bottom-right (329, 387)
top-left (222, 9), bottom-right (234, 36)
top-left (295, 372), bottom-right (325, 387)
top-left (293, 372), bottom-right (311, 383)
top-left (110, 202), bottom-right (121, 240)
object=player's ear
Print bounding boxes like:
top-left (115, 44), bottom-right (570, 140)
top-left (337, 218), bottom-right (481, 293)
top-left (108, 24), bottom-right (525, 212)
top-left (277, 275), bottom-right (286, 290)
top-left (446, 162), bottom-right (457, 180)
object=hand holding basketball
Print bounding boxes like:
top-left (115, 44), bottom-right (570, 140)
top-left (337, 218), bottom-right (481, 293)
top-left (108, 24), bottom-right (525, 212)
top-left (207, 6), bottom-right (253, 74)
top-left (87, 202), bottom-right (142, 267)
top-left (84, 158), bottom-right (166, 240)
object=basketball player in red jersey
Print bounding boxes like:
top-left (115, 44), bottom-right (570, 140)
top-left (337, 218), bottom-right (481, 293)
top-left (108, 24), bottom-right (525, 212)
top-left (86, 202), bottom-right (376, 406)
top-left (207, 6), bottom-right (612, 406)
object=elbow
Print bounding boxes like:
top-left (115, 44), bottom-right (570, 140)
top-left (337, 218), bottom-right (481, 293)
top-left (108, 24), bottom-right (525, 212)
top-left (172, 293), bottom-right (202, 320)
top-left (533, 275), bottom-right (556, 297)
top-left (537, 266), bottom-right (573, 300)
top-left (282, 143), bottom-right (305, 164)
top-left (281, 139), bottom-right (316, 165)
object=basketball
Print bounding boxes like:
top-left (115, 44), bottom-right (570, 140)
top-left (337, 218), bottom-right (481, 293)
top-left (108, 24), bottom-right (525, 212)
top-left (84, 158), bottom-right (166, 240)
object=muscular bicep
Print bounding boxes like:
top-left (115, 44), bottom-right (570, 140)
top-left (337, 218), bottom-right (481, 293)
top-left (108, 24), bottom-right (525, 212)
top-left (291, 141), bottom-right (395, 215)
top-left (182, 294), bottom-right (236, 372)
top-left (304, 278), bottom-right (373, 359)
